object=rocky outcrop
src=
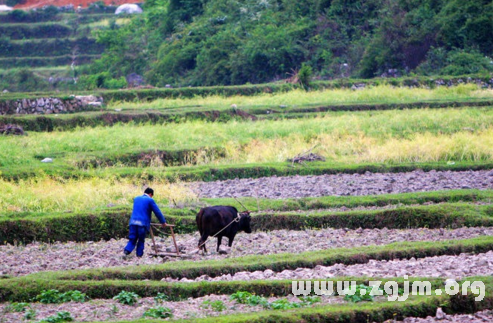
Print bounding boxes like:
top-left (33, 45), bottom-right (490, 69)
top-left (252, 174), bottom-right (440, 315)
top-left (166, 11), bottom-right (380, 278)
top-left (0, 95), bottom-right (103, 115)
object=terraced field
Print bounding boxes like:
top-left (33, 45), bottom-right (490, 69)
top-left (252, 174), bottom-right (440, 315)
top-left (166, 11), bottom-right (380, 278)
top-left (0, 6), bottom-right (124, 92)
top-left (1, 85), bottom-right (493, 322)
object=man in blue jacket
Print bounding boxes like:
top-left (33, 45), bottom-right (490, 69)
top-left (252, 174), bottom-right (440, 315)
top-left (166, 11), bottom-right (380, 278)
top-left (123, 187), bottom-right (167, 258)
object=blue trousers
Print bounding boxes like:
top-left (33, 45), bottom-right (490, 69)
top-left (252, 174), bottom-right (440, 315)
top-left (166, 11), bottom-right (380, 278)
top-left (124, 225), bottom-right (147, 257)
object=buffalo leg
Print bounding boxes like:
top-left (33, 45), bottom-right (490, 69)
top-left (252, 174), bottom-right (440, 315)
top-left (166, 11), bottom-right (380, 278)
top-left (198, 234), bottom-right (208, 254)
top-left (228, 234), bottom-right (236, 248)
top-left (217, 236), bottom-right (223, 252)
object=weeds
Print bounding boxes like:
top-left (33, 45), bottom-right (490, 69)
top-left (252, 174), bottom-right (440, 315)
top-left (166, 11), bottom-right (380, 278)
top-left (269, 299), bottom-right (302, 310)
top-left (24, 309), bottom-right (36, 320)
top-left (142, 306), bottom-right (173, 319)
top-left (37, 311), bottom-right (73, 323)
top-left (343, 284), bottom-right (382, 303)
top-left (201, 300), bottom-right (226, 312)
top-left (154, 292), bottom-right (169, 304)
top-left (5, 302), bottom-right (30, 312)
top-left (230, 292), bottom-right (321, 309)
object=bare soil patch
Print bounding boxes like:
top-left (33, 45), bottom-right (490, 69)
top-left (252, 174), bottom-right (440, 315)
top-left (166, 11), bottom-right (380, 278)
top-left (196, 169), bottom-right (493, 199)
top-left (1, 226), bottom-right (492, 277)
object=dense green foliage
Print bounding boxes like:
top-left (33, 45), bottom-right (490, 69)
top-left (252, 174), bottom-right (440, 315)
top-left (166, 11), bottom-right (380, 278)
top-left (91, 0), bottom-right (493, 86)
top-left (0, 37), bottom-right (103, 58)
top-left (0, 55), bottom-right (99, 69)
top-left (0, 23), bottom-right (72, 39)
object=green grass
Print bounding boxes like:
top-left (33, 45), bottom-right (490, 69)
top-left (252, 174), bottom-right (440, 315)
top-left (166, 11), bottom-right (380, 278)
top-left (2, 200), bottom-right (493, 244)
top-left (110, 83), bottom-right (493, 110)
top-left (0, 276), bottom-right (444, 302)
top-left (203, 189), bottom-right (493, 212)
top-left (2, 107), bottom-right (493, 170)
top-left (1, 187), bottom-right (489, 215)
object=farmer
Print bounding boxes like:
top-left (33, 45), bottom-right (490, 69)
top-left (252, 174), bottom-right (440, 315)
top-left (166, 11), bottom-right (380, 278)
top-left (123, 188), bottom-right (167, 258)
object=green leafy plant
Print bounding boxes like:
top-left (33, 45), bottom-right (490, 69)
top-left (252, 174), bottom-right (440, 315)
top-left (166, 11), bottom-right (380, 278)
top-left (343, 284), bottom-right (379, 303)
top-left (269, 298), bottom-right (302, 310)
top-left (201, 300), bottom-right (226, 312)
top-left (229, 291), bottom-right (253, 304)
top-left (246, 295), bottom-right (269, 308)
top-left (35, 290), bottom-right (62, 304)
top-left (59, 290), bottom-right (88, 303)
top-left (154, 292), bottom-right (169, 304)
top-left (113, 291), bottom-right (140, 305)
top-left (142, 306), bottom-right (173, 319)
top-left (230, 291), bottom-right (269, 307)
top-left (35, 290), bottom-right (87, 304)
top-left (5, 302), bottom-right (30, 312)
top-left (38, 311), bottom-right (73, 323)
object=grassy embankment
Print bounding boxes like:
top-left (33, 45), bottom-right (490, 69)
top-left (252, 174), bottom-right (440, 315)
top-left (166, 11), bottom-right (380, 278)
top-left (2, 101), bottom-right (493, 178)
top-left (3, 83), bottom-right (493, 129)
top-left (2, 202), bottom-right (493, 244)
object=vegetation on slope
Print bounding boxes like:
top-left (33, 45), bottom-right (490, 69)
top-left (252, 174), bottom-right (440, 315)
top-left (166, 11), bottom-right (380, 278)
top-left (91, 0), bottom-right (493, 87)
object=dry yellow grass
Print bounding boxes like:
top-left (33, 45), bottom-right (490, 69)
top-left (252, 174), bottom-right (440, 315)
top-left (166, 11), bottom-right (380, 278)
top-left (189, 128), bottom-right (493, 165)
top-left (0, 177), bottom-right (197, 214)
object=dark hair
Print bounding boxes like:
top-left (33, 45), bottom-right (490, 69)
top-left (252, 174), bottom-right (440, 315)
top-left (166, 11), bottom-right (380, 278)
top-left (144, 188), bottom-right (154, 195)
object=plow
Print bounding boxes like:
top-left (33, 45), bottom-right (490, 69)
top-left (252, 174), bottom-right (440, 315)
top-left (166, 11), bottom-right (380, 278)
top-left (148, 224), bottom-right (188, 258)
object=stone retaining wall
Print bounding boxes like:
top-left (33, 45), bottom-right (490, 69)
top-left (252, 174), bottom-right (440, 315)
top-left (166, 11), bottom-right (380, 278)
top-left (0, 95), bottom-right (103, 115)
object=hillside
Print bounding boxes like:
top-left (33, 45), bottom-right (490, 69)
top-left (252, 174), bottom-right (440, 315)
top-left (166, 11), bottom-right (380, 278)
top-left (0, 0), bottom-right (132, 92)
top-left (14, 0), bottom-right (139, 9)
top-left (89, 0), bottom-right (493, 88)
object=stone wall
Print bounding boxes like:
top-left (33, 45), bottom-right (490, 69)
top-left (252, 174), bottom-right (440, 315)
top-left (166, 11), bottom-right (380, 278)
top-left (0, 95), bottom-right (103, 115)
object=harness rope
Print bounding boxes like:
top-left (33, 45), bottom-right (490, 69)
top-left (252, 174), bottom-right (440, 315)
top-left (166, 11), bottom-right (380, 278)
top-left (152, 213), bottom-right (242, 254)
top-left (196, 213), bottom-right (241, 252)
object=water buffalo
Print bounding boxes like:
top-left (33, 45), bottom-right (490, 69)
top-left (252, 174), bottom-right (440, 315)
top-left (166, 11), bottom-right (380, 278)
top-left (196, 205), bottom-right (252, 253)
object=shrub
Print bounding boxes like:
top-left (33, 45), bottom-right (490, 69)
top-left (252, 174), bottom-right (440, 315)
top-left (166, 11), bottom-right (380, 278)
top-left (6, 0), bottom-right (26, 7)
top-left (442, 49), bottom-right (493, 76)
top-left (298, 63), bottom-right (313, 90)
top-left (7, 9), bottom-right (28, 22)
top-left (113, 291), bottom-right (140, 305)
top-left (77, 73), bottom-right (127, 90)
